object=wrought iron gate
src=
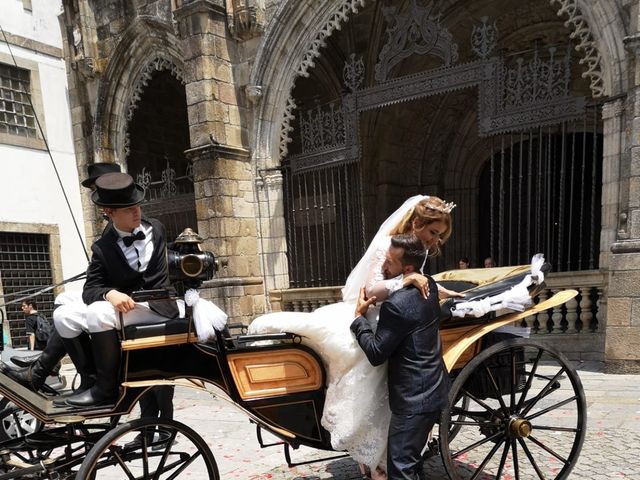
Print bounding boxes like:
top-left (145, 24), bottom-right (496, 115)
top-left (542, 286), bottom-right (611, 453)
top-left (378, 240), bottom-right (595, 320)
top-left (280, 1), bottom-right (605, 286)
top-left (479, 105), bottom-right (602, 272)
top-left (283, 161), bottom-right (364, 289)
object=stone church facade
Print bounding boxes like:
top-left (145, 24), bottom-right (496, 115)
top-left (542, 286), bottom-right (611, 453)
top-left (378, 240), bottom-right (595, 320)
top-left (58, 0), bottom-right (639, 365)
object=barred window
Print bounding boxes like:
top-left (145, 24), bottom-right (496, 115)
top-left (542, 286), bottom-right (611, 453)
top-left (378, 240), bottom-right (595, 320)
top-left (0, 232), bottom-right (54, 347)
top-left (0, 63), bottom-right (37, 138)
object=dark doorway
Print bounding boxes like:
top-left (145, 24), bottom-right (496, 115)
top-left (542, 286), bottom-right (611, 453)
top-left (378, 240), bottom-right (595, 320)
top-left (127, 70), bottom-right (195, 243)
top-left (478, 108), bottom-right (603, 272)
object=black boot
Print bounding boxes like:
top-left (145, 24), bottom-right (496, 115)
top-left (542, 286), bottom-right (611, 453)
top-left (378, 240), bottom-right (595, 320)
top-left (2, 331), bottom-right (68, 391)
top-left (1, 365), bottom-right (41, 391)
top-left (51, 332), bottom-right (97, 406)
top-left (66, 332), bottom-right (97, 391)
top-left (63, 330), bottom-right (121, 407)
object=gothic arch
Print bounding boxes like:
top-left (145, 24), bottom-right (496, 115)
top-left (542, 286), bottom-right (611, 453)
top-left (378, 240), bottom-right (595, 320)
top-left (249, 0), bottom-right (366, 167)
top-left (250, 0), bottom-right (626, 170)
top-left (93, 16), bottom-right (185, 167)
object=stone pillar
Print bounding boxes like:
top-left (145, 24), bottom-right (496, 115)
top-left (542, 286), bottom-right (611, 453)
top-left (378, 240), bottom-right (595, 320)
top-left (606, 35), bottom-right (640, 363)
top-left (186, 144), bottom-right (265, 324)
top-left (254, 169), bottom-right (289, 295)
top-left (175, 0), bottom-right (265, 324)
top-left (600, 98), bottom-right (625, 270)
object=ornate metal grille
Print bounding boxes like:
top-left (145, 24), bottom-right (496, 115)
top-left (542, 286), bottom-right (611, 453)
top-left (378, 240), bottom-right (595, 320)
top-left (283, 161), bottom-right (364, 288)
top-left (0, 232), bottom-right (54, 347)
top-left (0, 63), bottom-right (37, 138)
top-left (479, 105), bottom-right (602, 272)
top-left (136, 159), bottom-right (196, 242)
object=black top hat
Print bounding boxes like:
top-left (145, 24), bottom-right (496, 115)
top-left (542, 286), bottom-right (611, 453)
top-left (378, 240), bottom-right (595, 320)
top-left (82, 162), bottom-right (122, 188)
top-left (91, 172), bottom-right (145, 208)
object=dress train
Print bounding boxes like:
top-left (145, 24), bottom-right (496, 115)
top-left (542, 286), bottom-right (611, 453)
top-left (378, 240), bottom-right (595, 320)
top-left (248, 302), bottom-right (391, 471)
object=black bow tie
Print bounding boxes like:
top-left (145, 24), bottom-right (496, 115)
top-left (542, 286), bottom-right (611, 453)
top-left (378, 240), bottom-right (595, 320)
top-left (122, 231), bottom-right (145, 247)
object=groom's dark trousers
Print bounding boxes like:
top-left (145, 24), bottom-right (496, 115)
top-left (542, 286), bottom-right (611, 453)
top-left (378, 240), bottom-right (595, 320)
top-left (351, 279), bottom-right (450, 480)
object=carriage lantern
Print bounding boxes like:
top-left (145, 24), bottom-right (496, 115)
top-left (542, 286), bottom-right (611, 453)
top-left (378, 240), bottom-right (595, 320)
top-left (167, 228), bottom-right (217, 288)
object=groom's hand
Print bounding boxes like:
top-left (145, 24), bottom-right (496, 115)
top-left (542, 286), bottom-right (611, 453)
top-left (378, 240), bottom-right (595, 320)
top-left (355, 287), bottom-right (376, 318)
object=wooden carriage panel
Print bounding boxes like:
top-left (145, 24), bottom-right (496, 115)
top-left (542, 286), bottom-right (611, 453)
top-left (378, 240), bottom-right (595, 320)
top-left (440, 325), bottom-right (482, 371)
top-left (227, 349), bottom-right (323, 400)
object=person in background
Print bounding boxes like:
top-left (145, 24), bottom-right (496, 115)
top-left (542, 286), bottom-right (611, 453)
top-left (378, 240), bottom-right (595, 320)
top-left (484, 256), bottom-right (496, 268)
top-left (22, 300), bottom-right (48, 351)
top-left (458, 257), bottom-right (470, 269)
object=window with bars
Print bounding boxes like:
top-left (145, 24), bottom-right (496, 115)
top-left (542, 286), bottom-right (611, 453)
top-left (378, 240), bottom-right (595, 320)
top-left (0, 232), bottom-right (54, 348)
top-left (0, 63), bottom-right (37, 138)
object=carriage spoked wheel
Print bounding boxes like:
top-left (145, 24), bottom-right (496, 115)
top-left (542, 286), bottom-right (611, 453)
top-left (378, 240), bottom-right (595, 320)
top-left (439, 338), bottom-right (587, 480)
top-left (75, 417), bottom-right (219, 479)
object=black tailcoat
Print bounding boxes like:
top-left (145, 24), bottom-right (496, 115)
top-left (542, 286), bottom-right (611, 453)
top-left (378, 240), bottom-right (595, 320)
top-left (82, 218), bottom-right (179, 319)
top-left (351, 279), bottom-right (450, 414)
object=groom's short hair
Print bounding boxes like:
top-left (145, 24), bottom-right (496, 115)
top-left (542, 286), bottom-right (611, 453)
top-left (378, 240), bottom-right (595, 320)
top-left (390, 234), bottom-right (426, 272)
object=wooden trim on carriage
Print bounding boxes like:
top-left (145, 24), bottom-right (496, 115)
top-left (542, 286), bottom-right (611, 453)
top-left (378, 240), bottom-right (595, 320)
top-left (120, 332), bottom-right (198, 350)
top-left (227, 349), bottom-right (324, 400)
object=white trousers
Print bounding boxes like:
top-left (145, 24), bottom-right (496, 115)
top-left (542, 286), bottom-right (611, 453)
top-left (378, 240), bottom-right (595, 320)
top-left (54, 300), bottom-right (185, 339)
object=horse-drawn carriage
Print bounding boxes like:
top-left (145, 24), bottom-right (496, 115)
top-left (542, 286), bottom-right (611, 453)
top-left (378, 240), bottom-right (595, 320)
top-left (0, 240), bottom-right (586, 479)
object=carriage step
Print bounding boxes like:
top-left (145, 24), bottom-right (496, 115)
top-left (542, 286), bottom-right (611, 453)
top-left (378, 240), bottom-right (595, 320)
top-left (254, 423), bottom-right (348, 467)
top-left (283, 442), bottom-right (349, 468)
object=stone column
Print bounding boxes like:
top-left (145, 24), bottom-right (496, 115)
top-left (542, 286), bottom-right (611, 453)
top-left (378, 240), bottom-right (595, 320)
top-left (606, 35), bottom-right (640, 363)
top-left (176, 0), bottom-right (265, 324)
top-left (254, 169), bottom-right (289, 296)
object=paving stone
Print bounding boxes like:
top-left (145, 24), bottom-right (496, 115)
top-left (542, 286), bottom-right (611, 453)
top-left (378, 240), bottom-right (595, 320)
top-left (55, 361), bottom-right (639, 479)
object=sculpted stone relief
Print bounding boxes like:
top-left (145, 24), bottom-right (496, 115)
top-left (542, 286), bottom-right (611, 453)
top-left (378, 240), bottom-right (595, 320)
top-left (279, 0), bottom-right (606, 161)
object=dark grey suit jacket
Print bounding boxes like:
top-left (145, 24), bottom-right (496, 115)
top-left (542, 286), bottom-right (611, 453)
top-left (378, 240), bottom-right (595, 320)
top-left (83, 218), bottom-right (179, 319)
top-left (350, 279), bottom-right (450, 414)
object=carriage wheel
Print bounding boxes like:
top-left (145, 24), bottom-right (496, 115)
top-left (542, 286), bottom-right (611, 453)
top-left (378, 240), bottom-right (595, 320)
top-left (439, 338), bottom-right (586, 480)
top-left (76, 417), bottom-right (219, 479)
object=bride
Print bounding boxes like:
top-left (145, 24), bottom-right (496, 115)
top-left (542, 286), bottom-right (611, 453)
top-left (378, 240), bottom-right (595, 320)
top-left (248, 195), bottom-right (456, 477)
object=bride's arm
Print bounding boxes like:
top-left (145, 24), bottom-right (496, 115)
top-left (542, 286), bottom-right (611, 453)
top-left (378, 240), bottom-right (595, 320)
top-left (364, 244), bottom-right (403, 302)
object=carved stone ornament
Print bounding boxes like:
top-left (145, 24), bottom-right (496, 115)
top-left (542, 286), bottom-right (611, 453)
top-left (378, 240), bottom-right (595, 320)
top-left (126, 56), bottom-right (185, 122)
top-left (295, 0), bottom-right (366, 79)
top-left (245, 84), bottom-right (264, 104)
top-left (549, 0), bottom-right (605, 98)
top-left (374, 0), bottom-right (459, 83)
top-left (227, 0), bottom-right (264, 41)
top-left (280, 0), bottom-right (366, 159)
top-left (343, 53), bottom-right (365, 92)
top-left (279, 97), bottom-right (297, 159)
top-left (471, 16), bottom-right (498, 60)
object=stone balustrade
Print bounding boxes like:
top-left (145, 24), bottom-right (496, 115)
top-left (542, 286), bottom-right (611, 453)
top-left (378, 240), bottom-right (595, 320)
top-left (268, 269), bottom-right (606, 360)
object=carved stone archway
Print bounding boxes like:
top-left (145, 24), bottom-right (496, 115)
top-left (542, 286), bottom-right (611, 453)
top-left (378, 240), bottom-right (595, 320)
top-left (250, 0), bottom-right (625, 172)
top-left (248, 0), bottom-right (628, 327)
top-left (93, 17), bottom-right (184, 166)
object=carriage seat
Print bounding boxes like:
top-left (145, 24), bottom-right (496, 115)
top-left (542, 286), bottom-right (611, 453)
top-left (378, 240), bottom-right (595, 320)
top-left (119, 290), bottom-right (195, 350)
top-left (437, 263), bottom-right (550, 327)
top-left (123, 317), bottom-right (191, 340)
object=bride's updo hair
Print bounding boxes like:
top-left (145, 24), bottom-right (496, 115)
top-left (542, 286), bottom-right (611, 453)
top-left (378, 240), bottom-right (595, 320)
top-left (389, 196), bottom-right (453, 256)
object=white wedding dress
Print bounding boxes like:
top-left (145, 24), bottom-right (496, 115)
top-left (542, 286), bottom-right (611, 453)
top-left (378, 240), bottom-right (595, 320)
top-left (248, 195), bottom-right (428, 471)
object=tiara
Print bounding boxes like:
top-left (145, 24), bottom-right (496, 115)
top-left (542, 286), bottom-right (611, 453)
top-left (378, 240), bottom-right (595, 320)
top-left (429, 201), bottom-right (457, 214)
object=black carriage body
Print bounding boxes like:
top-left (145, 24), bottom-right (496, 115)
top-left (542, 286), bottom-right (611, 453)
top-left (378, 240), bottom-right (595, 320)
top-left (0, 325), bottom-right (333, 453)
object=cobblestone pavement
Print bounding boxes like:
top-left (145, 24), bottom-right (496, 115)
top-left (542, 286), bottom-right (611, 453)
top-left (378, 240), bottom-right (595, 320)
top-left (158, 361), bottom-right (639, 479)
top-left (54, 360), bottom-right (639, 478)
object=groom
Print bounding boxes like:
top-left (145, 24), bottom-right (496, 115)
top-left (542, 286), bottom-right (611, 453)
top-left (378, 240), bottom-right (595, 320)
top-left (351, 233), bottom-right (450, 480)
